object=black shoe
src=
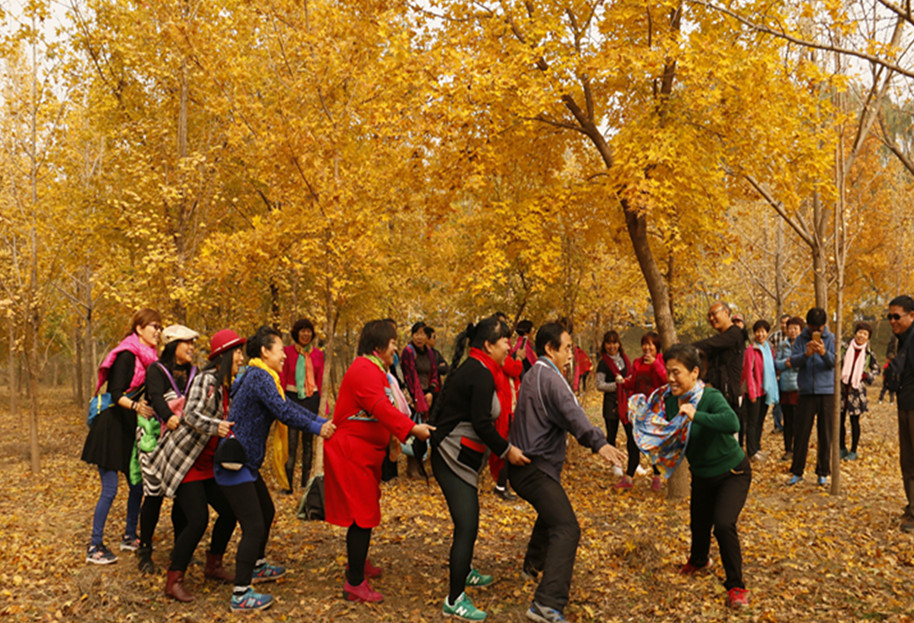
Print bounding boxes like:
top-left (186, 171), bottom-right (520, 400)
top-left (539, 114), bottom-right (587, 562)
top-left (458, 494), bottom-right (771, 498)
top-left (279, 489), bottom-right (293, 496)
top-left (137, 546), bottom-right (155, 574)
top-left (494, 486), bottom-right (516, 501)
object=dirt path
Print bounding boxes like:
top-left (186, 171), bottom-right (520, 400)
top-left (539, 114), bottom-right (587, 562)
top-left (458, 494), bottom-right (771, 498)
top-left (1, 389), bottom-right (913, 622)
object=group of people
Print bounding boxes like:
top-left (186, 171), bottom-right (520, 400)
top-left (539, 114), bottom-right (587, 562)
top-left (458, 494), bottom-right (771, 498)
top-left (79, 295), bottom-right (914, 619)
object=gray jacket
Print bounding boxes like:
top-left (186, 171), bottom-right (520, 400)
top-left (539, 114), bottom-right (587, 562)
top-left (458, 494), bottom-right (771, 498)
top-left (510, 359), bottom-right (608, 482)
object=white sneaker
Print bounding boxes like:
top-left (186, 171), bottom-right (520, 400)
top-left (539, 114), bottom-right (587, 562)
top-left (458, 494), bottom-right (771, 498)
top-left (612, 465), bottom-right (623, 478)
top-left (635, 465), bottom-right (649, 477)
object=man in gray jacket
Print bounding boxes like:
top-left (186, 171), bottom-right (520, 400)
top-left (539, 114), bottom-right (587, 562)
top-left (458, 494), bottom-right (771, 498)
top-left (509, 323), bottom-right (625, 623)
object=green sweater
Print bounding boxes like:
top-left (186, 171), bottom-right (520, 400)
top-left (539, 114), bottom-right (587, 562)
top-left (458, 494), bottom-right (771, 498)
top-left (664, 387), bottom-right (745, 479)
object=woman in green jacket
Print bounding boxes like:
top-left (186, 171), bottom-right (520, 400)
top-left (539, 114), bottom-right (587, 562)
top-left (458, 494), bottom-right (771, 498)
top-left (664, 343), bottom-right (751, 610)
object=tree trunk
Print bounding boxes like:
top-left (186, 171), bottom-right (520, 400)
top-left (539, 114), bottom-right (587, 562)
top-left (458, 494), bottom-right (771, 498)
top-left (74, 323), bottom-right (85, 406)
top-left (8, 323), bottom-right (17, 423)
top-left (811, 192), bottom-right (829, 309)
top-left (774, 217), bottom-right (785, 318)
top-left (313, 291), bottom-right (338, 475)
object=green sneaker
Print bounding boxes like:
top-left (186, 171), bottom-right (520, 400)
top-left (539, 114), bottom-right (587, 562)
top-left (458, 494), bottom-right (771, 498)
top-left (443, 592), bottom-right (487, 621)
top-left (465, 568), bottom-right (494, 587)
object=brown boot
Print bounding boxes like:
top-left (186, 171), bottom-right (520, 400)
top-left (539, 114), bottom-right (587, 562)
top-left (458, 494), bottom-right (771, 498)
top-left (164, 570), bottom-right (194, 602)
top-left (204, 552), bottom-right (234, 583)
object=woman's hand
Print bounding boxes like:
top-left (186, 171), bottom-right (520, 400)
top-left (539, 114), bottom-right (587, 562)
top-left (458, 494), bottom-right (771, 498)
top-left (135, 400), bottom-right (154, 418)
top-left (424, 392), bottom-right (434, 406)
top-left (217, 420), bottom-right (234, 438)
top-left (598, 443), bottom-right (626, 468)
top-left (507, 444), bottom-right (531, 466)
top-left (166, 415), bottom-right (181, 431)
top-left (615, 375), bottom-right (624, 384)
top-left (319, 421), bottom-right (336, 439)
top-left (679, 403), bottom-right (696, 420)
top-left (410, 423), bottom-right (435, 441)
top-left (643, 353), bottom-right (655, 365)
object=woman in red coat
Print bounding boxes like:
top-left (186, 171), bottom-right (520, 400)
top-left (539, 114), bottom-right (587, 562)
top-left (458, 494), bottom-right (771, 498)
top-left (324, 320), bottom-right (434, 604)
top-left (620, 331), bottom-right (668, 491)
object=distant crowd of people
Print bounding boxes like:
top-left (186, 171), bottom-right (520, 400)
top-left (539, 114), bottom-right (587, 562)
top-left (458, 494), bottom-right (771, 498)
top-left (79, 295), bottom-right (914, 619)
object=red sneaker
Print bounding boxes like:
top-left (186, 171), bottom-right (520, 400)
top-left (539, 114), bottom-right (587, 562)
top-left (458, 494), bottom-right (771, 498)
top-left (651, 477), bottom-right (663, 492)
top-left (678, 560), bottom-right (711, 575)
top-left (343, 580), bottom-right (383, 603)
top-left (613, 478), bottom-right (633, 490)
top-left (726, 587), bottom-right (749, 608)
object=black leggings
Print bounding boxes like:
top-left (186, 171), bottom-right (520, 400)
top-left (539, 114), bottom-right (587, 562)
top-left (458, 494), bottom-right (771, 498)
top-left (139, 494), bottom-right (186, 548)
top-left (221, 475), bottom-right (274, 586)
top-left (431, 449), bottom-right (479, 602)
top-left (621, 422), bottom-right (654, 477)
top-left (346, 523), bottom-right (372, 585)
top-left (171, 478), bottom-right (237, 571)
top-left (840, 411), bottom-right (861, 453)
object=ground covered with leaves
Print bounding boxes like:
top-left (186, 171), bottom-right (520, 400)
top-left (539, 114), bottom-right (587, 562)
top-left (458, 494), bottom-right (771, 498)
top-left (2, 389), bottom-right (914, 622)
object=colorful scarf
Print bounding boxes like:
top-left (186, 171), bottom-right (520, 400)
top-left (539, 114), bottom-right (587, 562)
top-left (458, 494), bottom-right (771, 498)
top-left (842, 341), bottom-right (868, 390)
top-left (630, 380), bottom-right (704, 479)
top-left (96, 333), bottom-right (158, 393)
top-left (249, 357), bottom-right (285, 400)
top-left (294, 344), bottom-right (317, 399)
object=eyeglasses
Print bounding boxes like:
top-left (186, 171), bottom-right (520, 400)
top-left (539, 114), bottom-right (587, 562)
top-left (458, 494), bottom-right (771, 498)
top-left (148, 323), bottom-right (163, 331)
top-left (887, 313), bottom-right (906, 321)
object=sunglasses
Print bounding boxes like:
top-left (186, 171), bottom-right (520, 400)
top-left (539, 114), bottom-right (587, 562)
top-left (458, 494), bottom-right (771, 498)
top-left (148, 323), bottom-right (163, 331)
top-left (886, 313), bottom-right (907, 321)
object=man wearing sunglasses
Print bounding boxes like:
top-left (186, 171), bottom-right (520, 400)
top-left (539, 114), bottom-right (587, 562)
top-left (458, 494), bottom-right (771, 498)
top-left (887, 295), bottom-right (914, 532)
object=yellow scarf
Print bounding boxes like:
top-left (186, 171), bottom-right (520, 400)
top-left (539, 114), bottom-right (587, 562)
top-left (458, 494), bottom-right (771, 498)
top-left (248, 358), bottom-right (285, 401)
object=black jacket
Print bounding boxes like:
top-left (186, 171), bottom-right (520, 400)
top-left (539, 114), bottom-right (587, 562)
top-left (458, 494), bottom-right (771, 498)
top-left (693, 325), bottom-right (745, 406)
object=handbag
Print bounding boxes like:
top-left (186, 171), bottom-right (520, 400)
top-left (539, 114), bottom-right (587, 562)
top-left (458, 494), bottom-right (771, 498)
top-left (296, 474), bottom-right (325, 521)
top-left (214, 432), bottom-right (246, 470)
top-left (156, 363), bottom-right (197, 418)
top-left (87, 386), bottom-right (144, 428)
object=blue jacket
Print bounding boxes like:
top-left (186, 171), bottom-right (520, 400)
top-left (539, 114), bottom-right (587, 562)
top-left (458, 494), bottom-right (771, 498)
top-left (789, 327), bottom-right (836, 395)
top-left (228, 367), bottom-right (326, 471)
top-left (775, 339), bottom-right (799, 393)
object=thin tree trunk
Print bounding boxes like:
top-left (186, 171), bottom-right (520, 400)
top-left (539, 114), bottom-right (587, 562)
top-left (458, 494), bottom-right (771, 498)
top-left (8, 323), bottom-right (17, 422)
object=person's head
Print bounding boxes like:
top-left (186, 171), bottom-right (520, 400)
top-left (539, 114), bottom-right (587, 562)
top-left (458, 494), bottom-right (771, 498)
top-left (779, 314), bottom-right (790, 333)
top-left (851, 321), bottom-right (873, 345)
top-left (248, 326), bottom-right (284, 373)
top-left (786, 316), bottom-right (804, 340)
top-left (664, 344), bottom-right (702, 397)
top-left (291, 318), bottom-right (315, 347)
top-left (732, 313), bottom-right (745, 329)
top-left (601, 330), bottom-right (623, 357)
top-left (640, 332), bottom-right (661, 358)
top-left (464, 315), bottom-right (513, 365)
top-left (410, 321), bottom-right (428, 348)
top-left (752, 319), bottom-right (770, 343)
top-left (358, 319), bottom-right (399, 368)
top-left (805, 307), bottom-right (827, 332)
top-left (888, 295), bottom-right (914, 336)
top-left (424, 326), bottom-right (437, 349)
top-left (536, 322), bottom-right (572, 370)
top-left (707, 301), bottom-right (732, 332)
top-left (128, 308), bottom-right (162, 347)
top-left (160, 324), bottom-right (199, 367)
top-left (207, 328), bottom-right (246, 385)
top-left (516, 320), bottom-right (534, 337)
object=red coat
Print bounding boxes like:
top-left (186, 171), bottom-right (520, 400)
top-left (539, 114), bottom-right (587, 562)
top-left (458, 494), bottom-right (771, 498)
top-left (622, 355), bottom-right (667, 423)
top-left (324, 357), bottom-right (415, 528)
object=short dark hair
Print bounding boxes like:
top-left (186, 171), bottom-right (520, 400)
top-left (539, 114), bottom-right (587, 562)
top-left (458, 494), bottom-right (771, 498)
top-left (423, 326), bottom-right (435, 338)
top-left (247, 326), bottom-right (282, 359)
top-left (853, 321), bottom-right (873, 336)
top-left (889, 295), bottom-right (914, 313)
top-left (787, 316), bottom-right (805, 329)
top-left (290, 318), bottom-right (315, 344)
top-left (779, 314), bottom-right (791, 322)
top-left (358, 320), bottom-right (398, 356)
top-left (535, 323), bottom-right (567, 357)
top-left (601, 330), bottom-right (624, 356)
top-left (806, 307), bottom-right (827, 328)
top-left (468, 315), bottom-right (512, 350)
top-left (752, 319), bottom-right (771, 333)
top-left (664, 344), bottom-right (701, 372)
top-left (516, 320), bottom-right (533, 336)
top-left (410, 321), bottom-right (427, 335)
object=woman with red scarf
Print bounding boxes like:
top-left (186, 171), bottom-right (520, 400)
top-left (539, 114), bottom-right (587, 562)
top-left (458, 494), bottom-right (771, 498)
top-left (620, 331), bottom-right (667, 491)
top-left (430, 315), bottom-right (530, 621)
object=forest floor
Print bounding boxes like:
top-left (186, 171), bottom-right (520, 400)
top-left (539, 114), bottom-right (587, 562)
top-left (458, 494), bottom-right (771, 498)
top-left (2, 387), bottom-right (914, 622)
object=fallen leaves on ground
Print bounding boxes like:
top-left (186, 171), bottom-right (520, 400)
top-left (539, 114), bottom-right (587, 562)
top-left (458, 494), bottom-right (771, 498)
top-left (1, 389), bottom-right (914, 622)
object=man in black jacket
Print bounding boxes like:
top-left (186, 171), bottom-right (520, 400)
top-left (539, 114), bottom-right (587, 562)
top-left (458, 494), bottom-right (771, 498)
top-left (693, 302), bottom-right (745, 418)
top-left (887, 295), bottom-right (914, 532)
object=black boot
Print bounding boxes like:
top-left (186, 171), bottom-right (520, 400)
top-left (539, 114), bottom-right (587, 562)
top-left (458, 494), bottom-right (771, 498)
top-left (137, 544), bottom-right (155, 574)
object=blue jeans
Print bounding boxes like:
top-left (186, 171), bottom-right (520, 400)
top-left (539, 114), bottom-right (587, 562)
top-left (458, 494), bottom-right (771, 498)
top-left (91, 467), bottom-right (142, 547)
top-left (772, 402), bottom-right (783, 430)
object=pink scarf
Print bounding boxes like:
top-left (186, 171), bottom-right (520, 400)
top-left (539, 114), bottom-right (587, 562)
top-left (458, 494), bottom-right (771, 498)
top-left (96, 333), bottom-right (158, 393)
top-left (841, 341), bottom-right (867, 390)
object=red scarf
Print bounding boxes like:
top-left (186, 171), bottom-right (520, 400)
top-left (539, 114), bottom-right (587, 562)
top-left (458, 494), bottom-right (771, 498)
top-left (601, 351), bottom-right (632, 423)
top-left (469, 347), bottom-right (513, 432)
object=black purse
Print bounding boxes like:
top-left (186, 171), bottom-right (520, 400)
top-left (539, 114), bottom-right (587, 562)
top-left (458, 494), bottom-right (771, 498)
top-left (214, 433), bottom-right (246, 471)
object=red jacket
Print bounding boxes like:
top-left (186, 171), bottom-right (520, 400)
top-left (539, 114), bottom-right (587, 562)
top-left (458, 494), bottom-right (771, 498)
top-left (324, 357), bottom-right (415, 528)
